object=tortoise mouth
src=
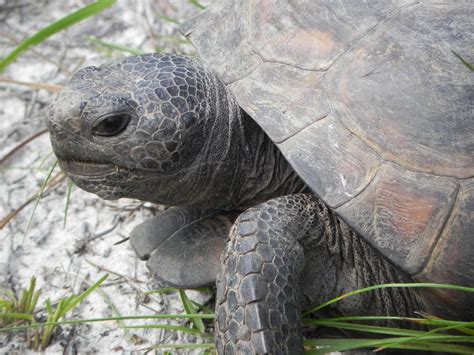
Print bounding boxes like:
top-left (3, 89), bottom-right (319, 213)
top-left (58, 159), bottom-right (118, 177)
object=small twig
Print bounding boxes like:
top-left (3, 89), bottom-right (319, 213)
top-left (88, 216), bottom-right (123, 242)
top-left (0, 76), bottom-right (63, 93)
top-left (0, 172), bottom-right (66, 230)
top-left (0, 128), bottom-right (49, 165)
top-left (84, 259), bottom-right (146, 284)
top-left (113, 237), bottom-right (129, 245)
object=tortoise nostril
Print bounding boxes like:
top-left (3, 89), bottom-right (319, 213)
top-left (46, 116), bottom-right (67, 140)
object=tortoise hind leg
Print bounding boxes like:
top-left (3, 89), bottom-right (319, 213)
top-left (215, 194), bottom-right (424, 354)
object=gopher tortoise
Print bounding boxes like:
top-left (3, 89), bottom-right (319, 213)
top-left (47, 0), bottom-right (473, 353)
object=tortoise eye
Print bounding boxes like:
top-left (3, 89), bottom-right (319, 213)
top-left (93, 114), bottom-right (130, 137)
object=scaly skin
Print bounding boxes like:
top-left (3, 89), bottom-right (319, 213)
top-left (216, 194), bottom-right (423, 354)
top-left (47, 54), bottom-right (305, 210)
top-left (130, 207), bottom-right (237, 288)
top-left (47, 54), bottom-right (424, 354)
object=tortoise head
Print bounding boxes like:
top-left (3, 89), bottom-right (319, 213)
top-left (46, 54), bottom-right (227, 206)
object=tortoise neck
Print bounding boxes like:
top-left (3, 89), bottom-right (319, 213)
top-left (200, 75), bottom-right (307, 209)
top-left (166, 69), bottom-right (307, 211)
top-left (234, 108), bottom-right (308, 209)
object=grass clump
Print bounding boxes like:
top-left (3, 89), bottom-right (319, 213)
top-left (0, 275), bottom-right (108, 351)
top-left (303, 283), bottom-right (474, 354)
top-left (1, 282), bottom-right (472, 353)
top-left (0, 277), bottom-right (40, 329)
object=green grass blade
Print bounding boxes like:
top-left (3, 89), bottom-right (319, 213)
top-left (45, 299), bottom-right (53, 317)
top-left (25, 160), bottom-right (58, 238)
top-left (309, 320), bottom-right (426, 337)
top-left (452, 50), bottom-right (474, 71)
top-left (377, 321), bottom-right (474, 351)
top-left (0, 300), bottom-right (13, 309)
top-left (28, 289), bottom-right (42, 314)
top-left (5, 290), bottom-right (16, 302)
top-left (188, 0), bottom-right (206, 10)
top-left (18, 289), bottom-right (28, 312)
top-left (306, 283), bottom-right (474, 314)
top-left (305, 337), bottom-right (474, 354)
top-left (0, 313), bottom-right (34, 321)
top-left (305, 315), bottom-right (474, 336)
top-left (179, 290), bottom-right (206, 334)
top-left (42, 299), bottom-right (64, 349)
top-left (422, 319), bottom-right (474, 335)
top-left (63, 179), bottom-right (74, 228)
top-left (190, 299), bottom-right (214, 314)
top-left (0, 313), bottom-right (214, 333)
top-left (86, 36), bottom-right (144, 55)
top-left (23, 277), bottom-right (36, 313)
top-left (0, 0), bottom-right (116, 72)
top-left (35, 151), bottom-right (54, 172)
top-left (62, 274), bottom-right (108, 314)
top-left (422, 319), bottom-right (474, 328)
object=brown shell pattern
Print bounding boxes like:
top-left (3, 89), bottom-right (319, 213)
top-left (182, 0), bottom-right (473, 304)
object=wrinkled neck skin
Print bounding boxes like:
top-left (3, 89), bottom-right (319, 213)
top-left (48, 54), bottom-right (306, 212)
top-left (167, 84), bottom-right (306, 211)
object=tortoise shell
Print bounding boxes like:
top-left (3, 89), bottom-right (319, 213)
top-left (182, 0), bottom-right (473, 315)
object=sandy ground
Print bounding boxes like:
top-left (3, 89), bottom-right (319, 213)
top-left (0, 0), bottom-right (213, 353)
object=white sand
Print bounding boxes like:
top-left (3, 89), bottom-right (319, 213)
top-left (0, 0), bottom-right (212, 352)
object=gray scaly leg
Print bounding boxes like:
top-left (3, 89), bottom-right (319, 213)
top-left (215, 194), bottom-right (423, 354)
top-left (130, 207), bottom-right (235, 288)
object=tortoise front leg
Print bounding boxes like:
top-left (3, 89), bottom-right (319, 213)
top-left (215, 194), bottom-right (423, 354)
top-left (130, 207), bottom-right (235, 288)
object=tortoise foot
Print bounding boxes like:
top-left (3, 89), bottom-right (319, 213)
top-left (130, 207), bottom-right (235, 288)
